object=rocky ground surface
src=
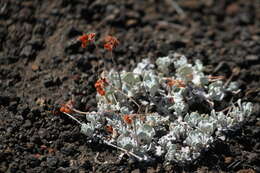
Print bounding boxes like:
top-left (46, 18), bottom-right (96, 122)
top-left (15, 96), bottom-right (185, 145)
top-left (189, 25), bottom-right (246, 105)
top-left (0, 0), bottom-right (260, 172)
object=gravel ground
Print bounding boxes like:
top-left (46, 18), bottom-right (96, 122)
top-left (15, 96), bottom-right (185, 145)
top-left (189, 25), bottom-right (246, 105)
top-left (0, 0), bottom-right (260, 172)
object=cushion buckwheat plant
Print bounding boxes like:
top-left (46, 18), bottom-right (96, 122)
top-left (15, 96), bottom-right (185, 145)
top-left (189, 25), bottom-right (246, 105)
top-left (60, 35), bottom-right (253, 164)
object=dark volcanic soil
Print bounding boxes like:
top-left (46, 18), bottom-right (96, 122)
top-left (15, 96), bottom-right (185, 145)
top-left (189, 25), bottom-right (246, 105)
top-left (0, 0), bottom-right (260, 172)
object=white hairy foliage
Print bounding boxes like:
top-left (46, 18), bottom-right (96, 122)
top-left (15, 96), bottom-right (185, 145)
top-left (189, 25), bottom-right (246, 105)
top-left (80, 52), bottom-right (253, 163)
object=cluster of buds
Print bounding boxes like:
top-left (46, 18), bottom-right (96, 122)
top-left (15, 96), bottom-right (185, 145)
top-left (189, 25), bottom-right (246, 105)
top-left (77, 33), bottom-right (119, 51)
top-left (59, 100), bottom-right (74, 114)
top-left (103, 35), bottom-right (120, 51)
top-left (77, 33), bottom-right (120, 96)
top-left (123, 114), bottom-right (133, 125)
top-left (166, 78), bottom-right (186, 88)
top-left (77, 33), bottom-right (96, 48)
top-left (94, 78), bottom-right (108, 96)
top-left (105, 125), bottom-right (114, 133)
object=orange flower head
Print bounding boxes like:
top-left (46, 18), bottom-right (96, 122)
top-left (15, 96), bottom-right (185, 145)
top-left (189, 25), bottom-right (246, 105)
top-left (166, 79), bottom-right (176, 87)
top-left (176, 80), bottom-right (185, 88)
top-left (167, 79), bottom-right (185, 88)
top-left (104, 35), bottom-right (119, 51)
top-left (123, 114), bottom-right (133, 125)
top-left (78, 33), bottom-right (96, 48)
top-left (60, 100), bottom-right (74, 114)
top-left (94, 78), bottom-right (108, 96)
top-left (97, 88), bottom-right (106, 96)
top-left (78, 34), bottom-right (88, 48)
top-left (60, 106), bottom-right (73, 114)
top-left (105, 125), bottom-right (114, 133)
top-left (88, 33), bottom-right (96, 42)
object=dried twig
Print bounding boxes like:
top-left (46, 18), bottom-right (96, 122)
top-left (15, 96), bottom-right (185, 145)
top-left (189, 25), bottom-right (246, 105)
top-left (224, 67), bottom-right (240, 88)
top-left (213, 61), bottom-right (225, 73)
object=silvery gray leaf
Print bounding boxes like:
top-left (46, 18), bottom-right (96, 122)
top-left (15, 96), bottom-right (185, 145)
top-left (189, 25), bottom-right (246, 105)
top-left (173, 146), bottom-right (192, 162)
top-left (173, 55), bottom-right (188, 68)
top-left (184, 112), bottom-right (202, 127)
top-left (194, 59), bottom-right (204, 72)
top-left (170, 101), bottom-right (188, 115)
top-left (85, 112), bottom-right (102, 123)
top-left (165, 143), bottom-right (177, 161)
top-left (155, 56), bottom-right (173, 74)
top-left (184, 131), bottom-right (213, 151)
top-left (155, 146), bottom-right (165, 156)
top-left (226, 81), bottom-right (240, 92)
top-left (242, 102), bottom-right (253, 117)
top-left (176, 65), bottom-right (193, 82)
top-left (169, 123), bottom-right (186, 140)
top-left (81, 123), bottom-right (94, 136)
top-left (136, 124), bottom-right (155, 143)
top-left (143, 71), bottom-right (159, 96)
top-left (158, 132), bottom-right (177, 147)
top-left (120, 106), bottom-right (131, 114)
top-left (207, 81), bottom-right (225, 101)
top-left (198, 119), bottom-right (216, 135)
top-left (117, 135), bottom-right (136, 151)
top-left (122, 72), bottom-right (141, 85)
top-left (146, 113), bottom-right (170, 126)
top-left (133, 58), bottom-right (154, 74)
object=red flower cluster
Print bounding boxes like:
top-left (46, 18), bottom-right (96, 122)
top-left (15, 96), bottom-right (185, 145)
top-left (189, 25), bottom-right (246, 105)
top-left (104, 35), bottom-right (119, 51)
top-left (60, 100), bottom-right (75, 114)
top-left (123, 114), bottom-right (133, 125)
top-left (166, 79), bottom-right (185, 88)
top-left (105, 125), bottom-right (114, 133)
top-left (94, 78), bottom-right (108, 96)
top-left (77, 33), bottom-right (119, 51)
top-left (77, 33), bottom-right (120, 96)
top-left (78, 33), bottom-right (96, 48)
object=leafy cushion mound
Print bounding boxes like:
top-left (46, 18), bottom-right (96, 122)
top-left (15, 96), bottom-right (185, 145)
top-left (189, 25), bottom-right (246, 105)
top-left (81, 52), bottom-right (253, 163)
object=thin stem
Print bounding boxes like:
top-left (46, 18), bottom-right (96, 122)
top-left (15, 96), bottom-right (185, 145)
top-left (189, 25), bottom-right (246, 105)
top-left (217, 106), bottom-right (232, 113)
top-left (72, 108), bottom-right (116, 116)
top-left (72, 108), bottom-right (153, 120)
top-left (72, 108), bottom-right (93, 115)
top-left (62, 112), bottom-right (82, 125)
top-left (110, 51), bottom-right (122, 90)
top-left (109, 85), bottom-right (140, 111)
top-left (94, 42), bottom-right (102, 78)
top-left (207, 75), bottom-right (225, 82)
top-left (112, 93), bottom-right (118, 105)
top-left (103, 140), bottom-right (144, 161)
top-left (132, 117), bottom-right (140, 148)
top-left (104, 94), bottom-right (112, 104)
top-left (224, 67), bottom-right (240, 88)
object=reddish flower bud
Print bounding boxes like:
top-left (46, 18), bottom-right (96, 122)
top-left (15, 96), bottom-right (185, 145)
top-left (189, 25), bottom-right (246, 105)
top-left (123, 114), bottom-right (133, 124)
top-left (104, 35), bottom-right (119, 51)
top-left (94, 78), bottom-right (108, 96)
top-left (78, 33), bottom-right (96, 48)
